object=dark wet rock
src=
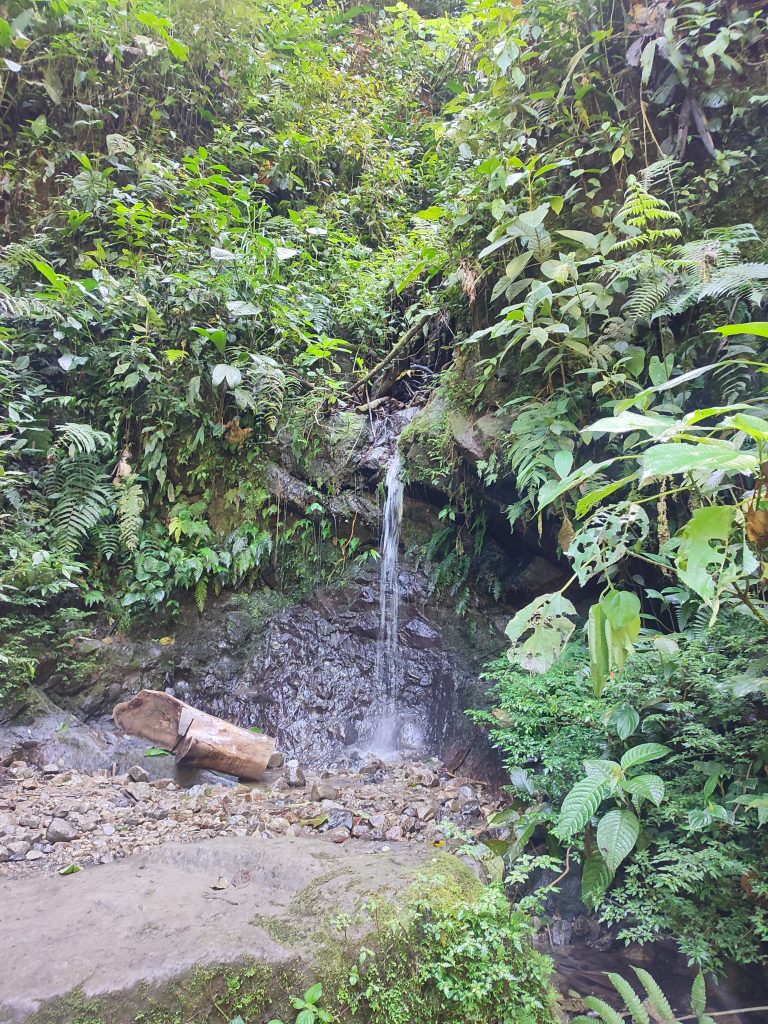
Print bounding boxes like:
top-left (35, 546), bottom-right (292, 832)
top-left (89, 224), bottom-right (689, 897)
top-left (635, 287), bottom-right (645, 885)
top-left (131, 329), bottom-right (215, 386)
top-left (325, 808), bottom-right (354, 831)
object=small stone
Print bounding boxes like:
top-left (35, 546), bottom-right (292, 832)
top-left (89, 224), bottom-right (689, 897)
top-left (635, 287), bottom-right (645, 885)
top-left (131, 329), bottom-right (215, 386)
top-left (457, 785), bottom-right (475, 800)
top-left (128, 765), bottom-right (150, 783)
top-left (384, 826), bottom-right (403, 841)
top-left (0, 845), bottom-right (9, 862)
top-left (124, 782), bottom-right (151, 803)
top-left (101, 823), bottom-right (115, 836)
top-left (268, 817), bottom-right (290, 834)
top-left (351, 824), bottom-right (370, 839)
top-left (270, 778), bottom-right (290, 794)
top-left (325, 808), bottom-right (354, 831)
top-left (42, 763), bottom-right (60, 775)
top-left (25, 850), bottom-right (46, 861)
top-left (326, 826), bottom-right (350, 842)
top-left (8, 840), bottom-right (31, 858)
top-left (460, 799), bottom-right (482, 819)
top-left (267, 751), bottom-right (285, 769)
top-left (47, 818), bottom-right (79, 843)
top-left (284, 761), bottom-right (306, 788)
top-left (21, 779), bottom-right (38, 791)
top-left (310, 781), bottom-right (339, 802)
top-left (368, 814), bottom-right (386, 829)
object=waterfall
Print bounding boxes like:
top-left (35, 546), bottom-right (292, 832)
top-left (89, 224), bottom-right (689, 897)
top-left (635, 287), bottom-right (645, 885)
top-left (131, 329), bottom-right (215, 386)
top-left (368, 451), bottom-right (404, 754)
top-left (375, 451), bottom-right (404, 699)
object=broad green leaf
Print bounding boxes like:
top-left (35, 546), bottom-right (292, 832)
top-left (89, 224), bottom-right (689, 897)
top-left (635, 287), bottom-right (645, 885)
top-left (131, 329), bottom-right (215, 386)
top-left (588, 603), bottom-right (610, 694)
top-left (641, 442), bottom-right (758, 480)
top-left (581, 851), bottom-right (614, 909)
top-left (211, 364), bottom-right (242, 389)
top-left (597, 809), bottom-right (640, 872)
top-left (304, 984), bottom-right (323, 1005)
top-left (557, 229), bottom-right (601, 249)
top-left (622, 773), bottom-right (665, 807)
top-left (620, 743), bottom-right (670, 771)
top-left (144, 746), bottom-right (172, 757)
top-left (600, 590), bottom-right (641, 629)
top-left (414, 206), bottom-right (448, 221)
top-left (588, 411), bottom-right (677, 436)
top-left (714, 321), bottom-right (768, 339)
top-left (721, 412), bottom-right (768, 442)
top-left (505, 592), bottom-right (578, 673)
top-left (505, 250), bottom-right (533, 281)
top-left (610, 705), bottom-right (640, 740)
top-left (555, 775), bottom-right (608, 840)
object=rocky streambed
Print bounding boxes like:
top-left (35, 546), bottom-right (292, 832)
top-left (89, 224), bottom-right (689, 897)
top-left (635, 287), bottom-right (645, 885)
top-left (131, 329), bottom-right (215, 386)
top-left (0, 753), bottom-right (501, 878)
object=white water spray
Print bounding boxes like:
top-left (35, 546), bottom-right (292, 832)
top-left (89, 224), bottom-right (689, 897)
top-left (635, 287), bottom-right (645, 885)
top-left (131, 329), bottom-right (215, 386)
top-left (370, 451), bottom-right (404, 754)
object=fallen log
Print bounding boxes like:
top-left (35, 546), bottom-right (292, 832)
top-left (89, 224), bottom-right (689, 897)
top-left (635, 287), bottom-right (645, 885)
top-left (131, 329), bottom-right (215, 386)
top-left (113, 690), bottom-right (275, 781)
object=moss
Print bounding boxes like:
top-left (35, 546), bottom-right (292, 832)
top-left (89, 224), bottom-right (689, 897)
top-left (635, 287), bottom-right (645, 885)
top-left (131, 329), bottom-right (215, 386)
top-left (25, 856), bottom-right (558, 1024)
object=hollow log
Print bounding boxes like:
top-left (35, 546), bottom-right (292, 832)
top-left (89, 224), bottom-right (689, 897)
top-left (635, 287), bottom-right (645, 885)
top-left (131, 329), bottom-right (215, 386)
top-left (113, 690), bottom-right (275, 781)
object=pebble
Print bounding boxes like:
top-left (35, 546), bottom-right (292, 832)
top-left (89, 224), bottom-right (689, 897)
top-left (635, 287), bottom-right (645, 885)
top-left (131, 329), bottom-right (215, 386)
top-left (128, 765), bottom-right (150, 783)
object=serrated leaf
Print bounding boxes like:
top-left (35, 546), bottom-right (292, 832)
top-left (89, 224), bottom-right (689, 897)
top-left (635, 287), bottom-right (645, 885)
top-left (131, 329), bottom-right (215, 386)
top-left (620, 743), bottom-right (670, 771)
top-left (609, 972), bottom-right (649, 1024)
top-left (583, 997), bottom-right (626, 1024)
top-left (555, 775), bottom-right (608, 840)
top-left (622, 774), bottom-right (665, 807)
top-left (691, 973), bottom-right (707, 1017)
top-left (597, 809), bottom-right (640, 872)
top-left (581, 851), bottom-right (614, 908)
top-left (632, 968), bottom-right (674, 1023)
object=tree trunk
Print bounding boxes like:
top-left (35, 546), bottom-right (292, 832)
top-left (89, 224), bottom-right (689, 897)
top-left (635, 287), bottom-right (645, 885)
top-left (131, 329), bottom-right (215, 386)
top-left (113, 690), bottom-right (275, 781)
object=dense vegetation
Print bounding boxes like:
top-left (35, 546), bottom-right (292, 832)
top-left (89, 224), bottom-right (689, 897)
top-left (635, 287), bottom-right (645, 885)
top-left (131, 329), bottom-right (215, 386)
top-left (2, 0), bottom-right (767, 989)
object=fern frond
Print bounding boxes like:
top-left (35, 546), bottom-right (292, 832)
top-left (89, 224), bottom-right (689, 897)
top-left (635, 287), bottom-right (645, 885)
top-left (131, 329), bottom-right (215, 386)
top-left (47, 457), bottom-right (114, 551)
top-left (194, 575), bottom-right (208, 613)
top-left (114, 475), bottom-right (144, 552)
top-left (50, 423), bottom-right (112, 458)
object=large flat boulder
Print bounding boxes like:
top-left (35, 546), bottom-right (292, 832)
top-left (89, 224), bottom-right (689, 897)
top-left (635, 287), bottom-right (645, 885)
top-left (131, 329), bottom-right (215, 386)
top-left (0, 837), bottom-right (429, 1024)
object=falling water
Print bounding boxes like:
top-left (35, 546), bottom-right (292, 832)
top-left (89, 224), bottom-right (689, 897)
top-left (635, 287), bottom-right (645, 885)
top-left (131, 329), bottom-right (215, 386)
top-left (369, 451), bottom-right (404, 754)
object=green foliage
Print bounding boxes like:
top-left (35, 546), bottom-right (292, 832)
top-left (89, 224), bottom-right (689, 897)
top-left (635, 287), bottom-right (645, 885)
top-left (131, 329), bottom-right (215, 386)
top-left (478, 620), bottom-right (768, 972)
top-left (573, 968), bottom-right (710, 1024)
top-left (337, 871), bottom-right (558, 1024)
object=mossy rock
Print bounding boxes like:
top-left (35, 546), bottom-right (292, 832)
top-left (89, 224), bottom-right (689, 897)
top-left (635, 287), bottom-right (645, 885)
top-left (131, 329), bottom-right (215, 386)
top-left (3, 838), bottom-right (558, 1024)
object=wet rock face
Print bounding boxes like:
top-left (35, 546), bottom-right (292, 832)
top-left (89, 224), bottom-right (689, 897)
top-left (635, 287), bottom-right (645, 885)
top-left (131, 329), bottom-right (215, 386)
top-left (163, 569), bottom-right (492, 768)
top-left (1, 567), bottom-right (503, 778)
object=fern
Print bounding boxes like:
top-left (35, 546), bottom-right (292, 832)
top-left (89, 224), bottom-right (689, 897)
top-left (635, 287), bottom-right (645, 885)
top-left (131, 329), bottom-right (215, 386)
top-left (194, 575), bottom-right (208, 613)
top-left (50, 422), bottom-right (111, 458)
top-left (610, 173), bottom-right (682, 254)
top-left (240, 353), bottom-right (288, 432)
top-left (573, 969), bottom-right (711, 1024)
top-left (47, 456), bottom-right (114, 552)
top-left (94, 523), bottom-right (120, 561)
top-left (114, 475), bottom-right (144, 553)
